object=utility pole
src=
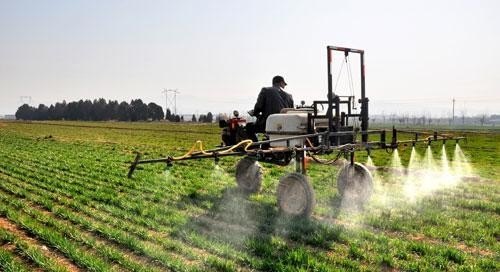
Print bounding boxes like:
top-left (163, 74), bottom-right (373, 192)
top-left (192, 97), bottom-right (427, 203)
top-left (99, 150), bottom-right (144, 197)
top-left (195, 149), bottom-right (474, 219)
top-left (452, 98), bottom-right (455, 124)
top-left (161, 89), bottom-right (180, 116)
top-left (162, 89), bottom-right (168, 118)
top-left (173, 89), bottom-right (179, 115)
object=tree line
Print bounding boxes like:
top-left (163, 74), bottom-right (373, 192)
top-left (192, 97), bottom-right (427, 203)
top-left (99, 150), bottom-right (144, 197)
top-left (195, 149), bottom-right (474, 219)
top-left (16, 98), bottom-right (166, 121)
top-left (15, 98), bottom-right (215, 123)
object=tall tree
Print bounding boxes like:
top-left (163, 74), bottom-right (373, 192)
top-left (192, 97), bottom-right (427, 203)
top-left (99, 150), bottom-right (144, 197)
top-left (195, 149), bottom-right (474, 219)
top-left (106, 100), bottom-right (119, 120)
top-left (130, 99), bottom-right (148, 121)
top-left (198, 114), bottom-right (206, 122)
top-left (35, 104), bottom-right (49, 120)
top-left (147, 102), bottom-right (164, 121)
top-left (92, 98), bottom-right (108, 121)
top-left (15, 104), bottom-right (35, 120)
top-left (117, 101), bottom-right (130, 121)
top-left (47, 105), bottom-right (56, 120)
top-left (66, 102), bottom-right (79, 120)
top-left (166, 108), bottom-right (172, 121)
top-left (206, 112), bottom-right (213, 123)
top-left (53, 101), bottom-right (67, 120)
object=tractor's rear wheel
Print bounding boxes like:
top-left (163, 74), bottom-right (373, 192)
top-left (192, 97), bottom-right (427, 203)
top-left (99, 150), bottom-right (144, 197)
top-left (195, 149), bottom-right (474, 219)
top-left (235, 157), bottom-right (263, 193)
top-left (337, 162), bottom-right (373, 206)
top-left (277, 173), bottom-right (315, 218)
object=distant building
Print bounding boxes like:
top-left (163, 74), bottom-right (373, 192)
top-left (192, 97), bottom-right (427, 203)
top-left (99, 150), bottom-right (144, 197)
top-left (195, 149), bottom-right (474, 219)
top-left (1, 115), bottom-right (16, 120)
top-left (489, 114), bottom-right (500, 125)
top-left (182, 114), bottom-right (194, 122)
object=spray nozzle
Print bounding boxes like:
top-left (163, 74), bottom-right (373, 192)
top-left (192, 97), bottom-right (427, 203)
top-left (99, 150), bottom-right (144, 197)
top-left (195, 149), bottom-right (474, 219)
top-left (213, 152), bottom-right (220, 165)
top-left (166, 156), bottom-right (174, 167)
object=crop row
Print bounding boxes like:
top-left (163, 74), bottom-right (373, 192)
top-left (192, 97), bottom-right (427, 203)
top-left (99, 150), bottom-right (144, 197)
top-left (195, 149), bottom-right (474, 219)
top-left (0, 142), bottom-right (367, 270)
top-left (1, 127), bottom-right (498, 271)
top-left (0, 185), bottom-right (201, 272)
top-left (0, 163), bottom-right (261, 270)
top-left (3, 166), bottom-right (496, 271)
top-left (0, 248), bottom-right (30, 272)
top-left (0, 153), bottom-right (214, 231)
top-left (0, 169), bottom-right (236, 270)
top-left (0, 130), bottom-right (221, 199)
top-left (0, 227), bottom-right (69, 272)
top-left (2, 122), bottom-right (221, 154)
top-left (0, 192), bottom-right (116, 271)
top-left (0, 172), bottom-right (335, 271)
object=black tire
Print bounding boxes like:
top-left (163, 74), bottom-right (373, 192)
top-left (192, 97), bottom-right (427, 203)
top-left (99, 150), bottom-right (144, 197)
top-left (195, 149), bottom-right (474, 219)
top-left (235, 157), bottom-right (263, 193)
top-left (277, 173), bottom-right (315, 218)
top-left (337, 162), bottom-right (373, 206)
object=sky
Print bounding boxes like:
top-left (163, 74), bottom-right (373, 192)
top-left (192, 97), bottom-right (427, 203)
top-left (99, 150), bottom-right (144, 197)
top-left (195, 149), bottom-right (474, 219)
top-left (0, 0), bottom-right (499, 117)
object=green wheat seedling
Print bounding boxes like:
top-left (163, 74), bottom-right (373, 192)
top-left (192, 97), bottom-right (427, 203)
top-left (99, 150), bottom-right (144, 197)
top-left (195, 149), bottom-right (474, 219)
top-left (0, 178), bottom-right (201, 272)
top-left (0, 228), bottom-right (69, 272)
top-left (0, 248), bottom-right (30, 272)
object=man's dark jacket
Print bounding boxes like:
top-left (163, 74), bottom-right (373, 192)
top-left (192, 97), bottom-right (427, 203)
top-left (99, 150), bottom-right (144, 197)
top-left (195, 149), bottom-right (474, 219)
top-left (253, 87), bottom-right (294, 131)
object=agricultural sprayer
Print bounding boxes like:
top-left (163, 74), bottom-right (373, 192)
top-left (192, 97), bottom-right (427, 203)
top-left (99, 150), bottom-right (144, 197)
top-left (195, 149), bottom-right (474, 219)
top-left (128, 46), bottom-right (466, 217)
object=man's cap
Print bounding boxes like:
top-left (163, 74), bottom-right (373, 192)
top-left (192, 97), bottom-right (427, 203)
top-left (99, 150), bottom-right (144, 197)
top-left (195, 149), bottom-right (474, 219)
top-left (272, 75), bottom-right (287, 86)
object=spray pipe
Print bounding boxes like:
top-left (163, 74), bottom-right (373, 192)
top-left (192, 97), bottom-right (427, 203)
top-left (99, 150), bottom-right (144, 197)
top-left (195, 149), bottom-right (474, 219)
top-left (391, 126), bottom-right (397, 148)
top-left (171, 139), bottom-right (253, 160)
top-left (127, 152), bottom-right (142, 178)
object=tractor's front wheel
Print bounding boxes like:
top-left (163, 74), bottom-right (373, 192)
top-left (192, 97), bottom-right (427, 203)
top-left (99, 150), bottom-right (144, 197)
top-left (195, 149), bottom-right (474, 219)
top-left (235, 157), bottom-right (263, 193)
top-left (337, 162), bottom-right (373, 207)
top-left (277, 173), bottom-right (315, 218)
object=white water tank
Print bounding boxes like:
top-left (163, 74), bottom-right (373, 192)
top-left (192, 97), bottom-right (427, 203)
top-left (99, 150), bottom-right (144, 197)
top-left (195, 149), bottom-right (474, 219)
top-left (265, 113), bottom-right (309, 147)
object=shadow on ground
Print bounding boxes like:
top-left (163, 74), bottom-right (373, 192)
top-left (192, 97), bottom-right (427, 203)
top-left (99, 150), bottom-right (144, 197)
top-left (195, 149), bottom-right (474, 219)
top-left (171, 184), bottom-right (352, 270)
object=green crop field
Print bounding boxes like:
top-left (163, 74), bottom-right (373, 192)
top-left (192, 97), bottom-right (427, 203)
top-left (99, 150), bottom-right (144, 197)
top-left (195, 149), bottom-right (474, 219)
top-left (0, 120), bottom-right (498, 271)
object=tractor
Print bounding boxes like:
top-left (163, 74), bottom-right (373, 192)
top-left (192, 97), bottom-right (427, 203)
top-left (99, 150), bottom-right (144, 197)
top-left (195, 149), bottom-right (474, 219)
top-left (128, 46), bottom-right (465, 218)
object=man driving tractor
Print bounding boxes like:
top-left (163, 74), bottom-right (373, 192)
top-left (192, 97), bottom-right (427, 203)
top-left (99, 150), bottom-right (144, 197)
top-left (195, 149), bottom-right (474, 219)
top-left (249, 75), bottom-right (294, 132)
top-left (220, 75), bottom-right (294, 145)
